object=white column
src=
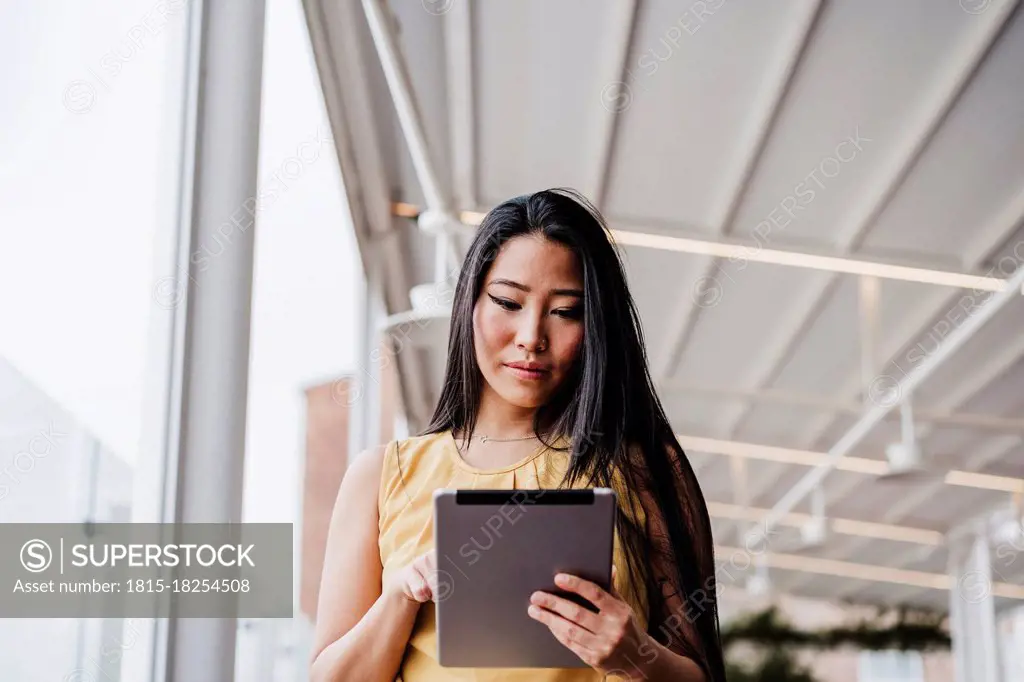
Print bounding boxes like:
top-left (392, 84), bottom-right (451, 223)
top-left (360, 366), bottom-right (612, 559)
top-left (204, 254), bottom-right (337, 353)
top-left (348, 249), bottom-right (385, 458)
top-left (949, 530), bottom-right (1002, 682)
top-left (160, 0), bottom-right (267, 680)
top-left (347, 264), bottom-right (370, 459)
top-left (949, 555), bottom-right (969, 682)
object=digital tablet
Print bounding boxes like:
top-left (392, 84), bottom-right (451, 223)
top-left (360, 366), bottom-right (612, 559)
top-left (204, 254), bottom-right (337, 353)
top-left (432, 487), bottom-right (617, 668)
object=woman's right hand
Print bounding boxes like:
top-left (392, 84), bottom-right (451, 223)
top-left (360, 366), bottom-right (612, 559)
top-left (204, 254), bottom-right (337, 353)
top-left (386, 550), bottom-right (449, 604)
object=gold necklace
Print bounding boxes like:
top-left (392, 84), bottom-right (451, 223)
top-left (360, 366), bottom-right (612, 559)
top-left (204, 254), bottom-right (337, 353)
top-left (477, 433), bottom-right (539, 444)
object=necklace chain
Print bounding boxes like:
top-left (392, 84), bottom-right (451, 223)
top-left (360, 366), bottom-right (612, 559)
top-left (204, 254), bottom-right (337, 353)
top-left (477, 433), bottom-right (538, 444)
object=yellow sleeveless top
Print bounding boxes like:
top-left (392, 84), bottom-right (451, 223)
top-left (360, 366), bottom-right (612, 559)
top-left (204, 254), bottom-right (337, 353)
top-left (378, 430), bottom-right (648, 682)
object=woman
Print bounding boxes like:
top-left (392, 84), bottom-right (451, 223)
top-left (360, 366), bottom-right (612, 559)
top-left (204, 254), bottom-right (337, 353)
top-left (310, 189), bottom-right (724, 682)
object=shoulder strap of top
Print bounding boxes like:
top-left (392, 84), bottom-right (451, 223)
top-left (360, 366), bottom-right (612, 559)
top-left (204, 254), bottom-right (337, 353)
top-left (377, 432), bottom-right (456, 532)
top-left (377, 439), bottom-right (399, 531)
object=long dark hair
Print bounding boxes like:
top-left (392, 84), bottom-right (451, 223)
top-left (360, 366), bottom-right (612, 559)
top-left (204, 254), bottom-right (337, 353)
top-left (423, 188), bottom-right (724, 681)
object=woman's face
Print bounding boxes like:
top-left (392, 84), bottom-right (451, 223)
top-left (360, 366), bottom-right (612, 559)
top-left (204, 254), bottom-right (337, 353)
top-left (473, 234), bottom-right (585, 409)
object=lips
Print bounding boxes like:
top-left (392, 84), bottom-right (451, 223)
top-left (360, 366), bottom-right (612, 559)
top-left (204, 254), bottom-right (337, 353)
top-left (503, 362), bottom-right (550, 380)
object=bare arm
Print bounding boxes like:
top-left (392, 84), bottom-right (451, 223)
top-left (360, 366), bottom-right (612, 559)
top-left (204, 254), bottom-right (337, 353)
top-left (308, 444), bottom-right (420, 682)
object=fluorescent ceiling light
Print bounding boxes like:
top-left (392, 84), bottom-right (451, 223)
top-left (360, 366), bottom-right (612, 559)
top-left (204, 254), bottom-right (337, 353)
top-left (707, 501), bottom-right (943, 545)
top-left (716, 545), bottom-right (1024, 599)
top-left (609, 230), bottom-right (1009, 292)
top-left (680, 434), bottom-right (1024, 495)
top-left (450, 207), bottom-right (1013, 293)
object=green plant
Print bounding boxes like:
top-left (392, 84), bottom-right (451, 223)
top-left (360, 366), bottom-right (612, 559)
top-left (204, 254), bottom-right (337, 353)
top-left (721, 605), bottom-right (950, 681)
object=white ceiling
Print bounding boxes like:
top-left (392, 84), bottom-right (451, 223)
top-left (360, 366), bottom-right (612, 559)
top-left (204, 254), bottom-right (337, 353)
top-left (304, 0), bottom-right (1024, 613)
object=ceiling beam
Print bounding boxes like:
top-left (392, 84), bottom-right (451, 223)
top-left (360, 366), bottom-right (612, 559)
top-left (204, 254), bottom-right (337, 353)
top-left (707, 501), bottom-right (943, 546)
top-left (414, 204), bottom-right (1013, 293)
top-left (714, 545), bottom-right (1024, 600)
top-left (771, 265), bottom-right (1024, 591)
top-left (677, 434), bottom-right (1024, 495)
top-left (715, 0), bottom-right (1021, 540)
top-left (785, 186), bottom-right (1024, 466)
top-left (661, 381), bottom-right (1024, 434)
top-left (757, 259), bottom-right (1024, 552)
top-left (361, 0), bottom-right (451, 212)
top-left (807, 331), bottom-right (1024, 517)
top-left (587, 0), bottom-right (639, 209)
top-left (829, 435), bottom-right (1022, 601)
top-left (654, 0), bottom-right (824, 379)
top-left (445, 0), bottom-right (475, 211)
top-left (609, 228), bottom-right (1013, 291)
top-left (736, 187), bottom-right (1024, 559)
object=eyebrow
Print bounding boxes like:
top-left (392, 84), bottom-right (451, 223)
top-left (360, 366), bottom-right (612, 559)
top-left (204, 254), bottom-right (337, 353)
top-left (488, 278), bottom-right (583, 297)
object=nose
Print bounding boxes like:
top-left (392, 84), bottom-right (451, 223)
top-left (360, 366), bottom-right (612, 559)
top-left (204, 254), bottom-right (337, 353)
top-left (514, 307), bottom-right (547, 354)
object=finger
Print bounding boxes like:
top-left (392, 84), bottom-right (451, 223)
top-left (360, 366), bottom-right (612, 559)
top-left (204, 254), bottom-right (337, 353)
top-left (555, 573), bottom-right (615, 612)
top-left (408, 566), bottom-right (432, 602)
top-left (530, 590), bottom-right (602, 633)
top-left (423, 568), bottom-right (440, 600)
top-left (610, 564), bottom-right (622, 597)
top-left (528, 603), bottom-right (603, 655)
top-left (423, 549), bottom-right (438, 573)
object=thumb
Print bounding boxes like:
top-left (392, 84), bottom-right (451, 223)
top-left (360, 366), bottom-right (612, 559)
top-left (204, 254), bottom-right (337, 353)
top-left (610, 564), bottom-right (622, 598)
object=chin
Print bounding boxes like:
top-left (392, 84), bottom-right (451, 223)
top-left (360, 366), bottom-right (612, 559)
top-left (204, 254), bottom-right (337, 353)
top-left (497, 384), bottom-right (549, 410)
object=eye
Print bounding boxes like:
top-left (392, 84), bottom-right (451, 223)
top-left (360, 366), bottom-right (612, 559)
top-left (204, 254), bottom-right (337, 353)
top-left (553, 305), bottom-right (583, 320)
top-left (488, 293), bottom-right (521, 311)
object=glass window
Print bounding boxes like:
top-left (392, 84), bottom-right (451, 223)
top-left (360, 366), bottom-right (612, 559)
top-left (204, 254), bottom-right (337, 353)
top-left (233, 0), bottom-right (361, 677)
top-left (0, 0), bottom-right (188, 679)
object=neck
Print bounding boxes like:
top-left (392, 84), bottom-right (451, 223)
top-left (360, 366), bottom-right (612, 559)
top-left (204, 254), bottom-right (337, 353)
top-left (470, 384), bottom-right (544, 439)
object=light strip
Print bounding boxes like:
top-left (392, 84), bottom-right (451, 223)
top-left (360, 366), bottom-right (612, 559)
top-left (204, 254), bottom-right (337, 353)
top-left (679, 435), bottom-right (885, 474)
top-left (706, 502), bottom-right (943, 545)
top-left (679, 434), bottom-right (1024, 495)
top-left (944, 470), bottom-right (1024, 494)
top-left (610, 230), bottom-right (1009, 292)
top-left (660, 381), bottom-right (1024, 433)
top-left (829, 518), bottom-right (943, 545)
top-left (715, 546), bottom-right (1024, 599)
top-left (448, 207), bottom-right (1012, 293)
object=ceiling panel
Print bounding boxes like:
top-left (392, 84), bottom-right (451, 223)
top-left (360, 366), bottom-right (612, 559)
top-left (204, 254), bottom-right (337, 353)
top-left (604, 0), bottom-right (810, 228)
top-left (672, 262), bottom-right (847, 395)
top-left (619, 246), bottom-right (705, 359)
top-left (475, 0), bottom-right (616, 203)
top-left (310, 0), bottom-right (1024, 613)
top-left (746, 274), bottom-right (863, 403)
top-left (729, 0), bottom-right (978, 249)
top-left (903, 486), bottom-right (1004, 529)
top-left (862, 8), bottom-right (1024, 263)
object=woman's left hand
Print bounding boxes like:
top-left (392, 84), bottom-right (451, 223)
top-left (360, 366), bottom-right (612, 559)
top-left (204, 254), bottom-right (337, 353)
top-left (528, 567), bottom-right (651, 680)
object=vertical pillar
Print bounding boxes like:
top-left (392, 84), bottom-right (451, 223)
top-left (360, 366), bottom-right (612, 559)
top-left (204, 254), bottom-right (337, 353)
top-left (348, 247), bottom-right (385, 458)
top-left (949, 556), bottom-right (969, 682)
top-left (347, 266), bottom-right (370, 459)
top-left (162, 0), bottom-right (266, 680)
top-left (949, 530), bottom-right (1002, 682)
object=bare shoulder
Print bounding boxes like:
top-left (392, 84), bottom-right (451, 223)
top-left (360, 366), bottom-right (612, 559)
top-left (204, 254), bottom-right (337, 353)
top-left (344, 442), bottom-right (389, 483)
top-left (329, 443), bottom-right (391, 518)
